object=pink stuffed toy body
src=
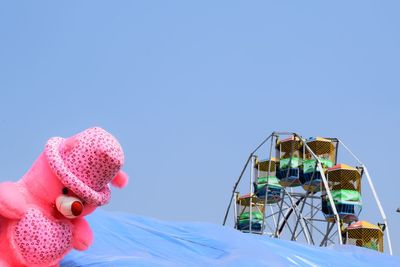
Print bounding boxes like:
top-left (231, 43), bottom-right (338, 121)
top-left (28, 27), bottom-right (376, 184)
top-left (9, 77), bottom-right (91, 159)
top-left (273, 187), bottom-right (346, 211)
top-left (0, 127), bottom-right (128, 267)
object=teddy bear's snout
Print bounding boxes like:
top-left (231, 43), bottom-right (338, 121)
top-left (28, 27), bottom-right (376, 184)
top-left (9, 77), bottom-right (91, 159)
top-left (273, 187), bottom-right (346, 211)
top-left (56, 195), bottom-right (83, 218)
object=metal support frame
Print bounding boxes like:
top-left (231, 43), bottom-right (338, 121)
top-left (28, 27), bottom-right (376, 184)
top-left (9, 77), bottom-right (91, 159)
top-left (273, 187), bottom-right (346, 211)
top-left (282, 188), bottom-right (312, 244)
top-left (233, 192), bottom-right (238, 229)
top-left (291, 191), bottom-right (312, 242)
top-left (261, 134), bottom-right (275, 234)
top-left (249, 155), bottom-right (256, 233)
top-left (338, 139), bottom-right (393, 255)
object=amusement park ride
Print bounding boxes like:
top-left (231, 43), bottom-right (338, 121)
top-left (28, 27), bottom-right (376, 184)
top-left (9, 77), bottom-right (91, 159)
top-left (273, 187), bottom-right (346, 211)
top-left (223, 132), bottom-right (393, 255)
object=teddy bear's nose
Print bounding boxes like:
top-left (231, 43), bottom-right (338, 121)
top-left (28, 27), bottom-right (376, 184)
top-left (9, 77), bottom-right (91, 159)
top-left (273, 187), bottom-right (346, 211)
top-left (56, 195), bottom-right (84, 219)
top-left (71, 201), bottom-right (83, 216)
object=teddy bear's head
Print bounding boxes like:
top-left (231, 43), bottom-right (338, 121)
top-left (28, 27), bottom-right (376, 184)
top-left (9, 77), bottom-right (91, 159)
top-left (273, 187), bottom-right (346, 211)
top-left (23, 127), bottom-right (128, 219)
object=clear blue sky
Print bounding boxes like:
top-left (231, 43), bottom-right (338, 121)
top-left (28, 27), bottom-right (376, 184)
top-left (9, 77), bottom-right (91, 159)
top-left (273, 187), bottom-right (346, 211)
top-left (1, 1), bottom-right (399, 254)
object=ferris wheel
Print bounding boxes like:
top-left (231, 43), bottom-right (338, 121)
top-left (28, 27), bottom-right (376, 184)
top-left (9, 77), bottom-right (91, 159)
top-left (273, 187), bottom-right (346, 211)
top-left (222, 132), bottom-right (392, 255)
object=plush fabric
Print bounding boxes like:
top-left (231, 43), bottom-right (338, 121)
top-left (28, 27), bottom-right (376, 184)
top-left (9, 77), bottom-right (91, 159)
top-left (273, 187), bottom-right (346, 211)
top-left (0, 127), bottom-right (128, 267)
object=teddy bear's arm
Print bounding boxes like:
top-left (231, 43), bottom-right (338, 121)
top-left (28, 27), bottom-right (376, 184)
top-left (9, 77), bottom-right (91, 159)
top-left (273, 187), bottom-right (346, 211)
top-left (72, 217), bottom-right (94, 251)
top-left (0, 182), bottom-right (28, 219)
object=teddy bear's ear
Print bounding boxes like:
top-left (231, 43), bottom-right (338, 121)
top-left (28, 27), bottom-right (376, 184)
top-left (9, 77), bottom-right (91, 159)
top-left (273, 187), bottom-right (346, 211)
top-left (62, 136), bottom-right (78, 154)
top-left (111, 171), bottom-right (129, 188)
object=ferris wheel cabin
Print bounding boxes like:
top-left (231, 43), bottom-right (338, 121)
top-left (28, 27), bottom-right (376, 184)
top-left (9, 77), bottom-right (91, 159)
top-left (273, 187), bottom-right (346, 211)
top-left (254, 158), bottom-right (282, 203)
top-left (276, 136), bottom-right (303, 187)
top-left (322, 164), bottom-right (363, 223)
top-left (301, 137), bottom-right (337, 192)
top-left (235, 194), bottom-right (264, 234)
top-left (345, 221), bottom-right (384, 252)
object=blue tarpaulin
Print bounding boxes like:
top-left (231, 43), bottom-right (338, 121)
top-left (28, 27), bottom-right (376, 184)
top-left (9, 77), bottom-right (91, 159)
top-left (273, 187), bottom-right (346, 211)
top-left (62, 209), bottom-right (399, 266)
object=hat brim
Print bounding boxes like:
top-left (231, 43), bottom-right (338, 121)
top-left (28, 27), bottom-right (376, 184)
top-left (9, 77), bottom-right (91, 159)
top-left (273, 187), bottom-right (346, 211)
top-left (45, 137), bottom-right (111, 206)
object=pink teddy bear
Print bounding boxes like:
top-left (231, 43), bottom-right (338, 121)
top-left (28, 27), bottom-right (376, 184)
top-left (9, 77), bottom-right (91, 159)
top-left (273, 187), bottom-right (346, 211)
top-left (0, 127), bottom-right (128, 267)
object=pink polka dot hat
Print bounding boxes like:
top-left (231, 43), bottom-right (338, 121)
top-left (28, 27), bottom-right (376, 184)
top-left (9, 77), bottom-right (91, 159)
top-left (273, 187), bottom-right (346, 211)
top-left (45, 127), bottom-right (125, 206)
